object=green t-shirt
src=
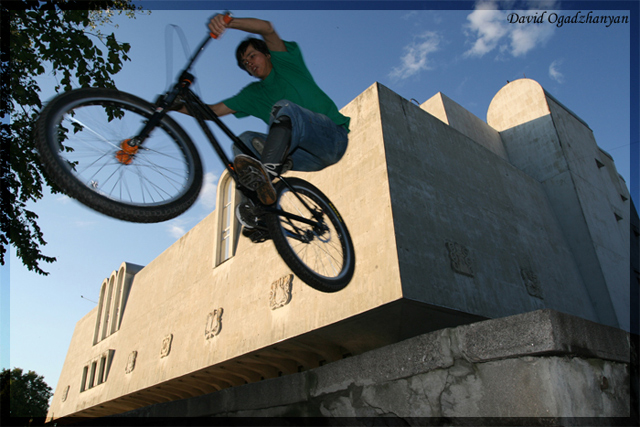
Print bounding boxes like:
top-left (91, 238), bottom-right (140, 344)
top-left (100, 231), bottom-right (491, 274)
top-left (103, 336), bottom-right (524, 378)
top-left (222, 41), bottom-right (350, 131)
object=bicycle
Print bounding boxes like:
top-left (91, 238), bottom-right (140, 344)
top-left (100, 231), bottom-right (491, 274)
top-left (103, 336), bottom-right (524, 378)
top-left (34, 21), bottom-right (355, 293)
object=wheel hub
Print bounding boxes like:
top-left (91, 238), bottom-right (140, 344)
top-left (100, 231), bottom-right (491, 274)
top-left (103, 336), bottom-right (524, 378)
top-left (116, 139), bottom-right (139, 165)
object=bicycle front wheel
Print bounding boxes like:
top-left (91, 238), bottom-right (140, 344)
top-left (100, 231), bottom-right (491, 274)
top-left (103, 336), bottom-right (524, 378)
top-left (35, 88), bottom-right (203, 223)
top-left (265, 178), bottom-right (355, 293)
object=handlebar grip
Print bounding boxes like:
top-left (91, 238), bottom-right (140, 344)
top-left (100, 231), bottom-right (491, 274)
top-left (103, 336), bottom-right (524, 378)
top-left (210, 13), bottom-right (233, 39)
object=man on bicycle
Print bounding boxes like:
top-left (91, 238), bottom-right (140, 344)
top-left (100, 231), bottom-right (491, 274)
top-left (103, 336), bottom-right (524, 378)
top-left (203, 14), bottom-right (350, 206)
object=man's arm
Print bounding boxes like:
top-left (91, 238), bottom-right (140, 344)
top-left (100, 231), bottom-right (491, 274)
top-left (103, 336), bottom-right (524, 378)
top-left (209, 102), bottom-right (235, 117)
top-left (174, 15), bottom-right (282, 119)
top-left (208, 14), bottom-right (286, 52)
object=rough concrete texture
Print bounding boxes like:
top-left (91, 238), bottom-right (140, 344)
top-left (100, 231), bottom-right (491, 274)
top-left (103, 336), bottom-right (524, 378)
top-left (112, 310), bottom-right (632, 420)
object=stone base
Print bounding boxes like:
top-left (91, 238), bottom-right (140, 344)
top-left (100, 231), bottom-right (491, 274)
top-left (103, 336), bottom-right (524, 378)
top-left (98, 310), bottom-right (636, 423)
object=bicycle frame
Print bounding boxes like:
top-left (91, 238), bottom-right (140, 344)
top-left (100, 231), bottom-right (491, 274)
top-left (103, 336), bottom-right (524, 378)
top-left (133, 36), bottom-right (250, 175)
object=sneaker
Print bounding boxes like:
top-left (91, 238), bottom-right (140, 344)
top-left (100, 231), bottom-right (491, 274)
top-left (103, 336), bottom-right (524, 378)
top-left (234, 155), bottom-right (277, 205)
top-left (235, 199), bottom-right (260, 229)
top-left (263, 158), bottom-right (293, 176)
top-left (242, 226), bottom-right (270, 243)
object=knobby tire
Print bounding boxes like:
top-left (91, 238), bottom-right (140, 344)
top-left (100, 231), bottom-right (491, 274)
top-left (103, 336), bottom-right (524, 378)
top-left (265, 178), bottom-right (355, 293)
top-left (35, 88), bottom-right (203, 223)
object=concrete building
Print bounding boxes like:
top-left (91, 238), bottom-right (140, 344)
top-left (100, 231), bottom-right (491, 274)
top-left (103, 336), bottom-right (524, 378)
top-left (46, 79), bottom-right (634, 422)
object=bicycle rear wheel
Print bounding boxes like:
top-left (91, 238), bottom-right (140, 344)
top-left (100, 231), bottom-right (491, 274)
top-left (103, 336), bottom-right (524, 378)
top-left (265, 178), bottom-right (355, 293)
top-left (35, 88), bottom-right (203, 223)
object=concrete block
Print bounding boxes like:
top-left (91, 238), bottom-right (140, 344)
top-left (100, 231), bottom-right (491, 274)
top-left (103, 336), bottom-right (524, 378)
top-left (456, 309), bottom-right (630, 363)
top-left (107, 309), bottom-right (632, 420)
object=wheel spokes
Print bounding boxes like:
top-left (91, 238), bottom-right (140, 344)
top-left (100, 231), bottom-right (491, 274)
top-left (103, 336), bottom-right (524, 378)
top-left (57, 103), bottom-right (192, 207)
top-left (278, 190), bottom-right (345, 279)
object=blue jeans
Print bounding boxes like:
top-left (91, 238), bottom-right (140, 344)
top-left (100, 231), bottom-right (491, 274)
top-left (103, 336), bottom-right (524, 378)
top-left (234, 100), bottom-right (349, 172)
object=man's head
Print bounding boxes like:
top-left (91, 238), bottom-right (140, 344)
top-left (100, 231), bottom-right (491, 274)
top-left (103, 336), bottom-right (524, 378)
top-left (236, 38), bottom-right (272, 79)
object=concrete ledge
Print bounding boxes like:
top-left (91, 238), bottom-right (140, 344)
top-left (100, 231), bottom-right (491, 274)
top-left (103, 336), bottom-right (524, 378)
top-left (456, 309), bottom-right (631, 363)
top-left (108, 309), bottom-right (632, 419)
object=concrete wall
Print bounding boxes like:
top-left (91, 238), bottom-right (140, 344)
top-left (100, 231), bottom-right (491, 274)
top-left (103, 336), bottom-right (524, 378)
top-left (487, 78), bottom-right (631, 331)
top-left (108, 310), bottom-right (633, 420)
top-left (377, 83), bottom-right (597, 322)
top-left (421, 92), bottom-right (508, 161)
top-left (547, 97), bottom-right (631, 330)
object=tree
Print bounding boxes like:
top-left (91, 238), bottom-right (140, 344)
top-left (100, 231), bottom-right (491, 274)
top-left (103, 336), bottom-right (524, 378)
top-left (1, 0), bottom-right (145, 275)
top-left (0, 367), bottom-right (53, 423)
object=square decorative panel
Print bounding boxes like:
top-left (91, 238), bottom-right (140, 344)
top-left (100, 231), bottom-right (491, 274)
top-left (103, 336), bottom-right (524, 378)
top-left (160, 334), bottom-right (173, 358)
top-left (446, 241), bottom-right (474, 277)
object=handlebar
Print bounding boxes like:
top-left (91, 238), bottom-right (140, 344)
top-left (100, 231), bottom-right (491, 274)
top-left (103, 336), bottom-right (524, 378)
top-left (210, 13), bottom-right (233, 39)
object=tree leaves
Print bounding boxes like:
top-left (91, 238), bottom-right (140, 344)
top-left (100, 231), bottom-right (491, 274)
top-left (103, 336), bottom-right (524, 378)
top-left (2, 0), bottom-right (144, 275)
top-left (0, 367), bottom-right (53, 419)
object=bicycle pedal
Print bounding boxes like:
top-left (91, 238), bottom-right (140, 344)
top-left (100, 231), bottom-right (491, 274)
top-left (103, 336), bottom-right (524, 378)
top-left (243, 227), bottom-right (270, 243)
top-left (236, 198), bottom-right (265, 228)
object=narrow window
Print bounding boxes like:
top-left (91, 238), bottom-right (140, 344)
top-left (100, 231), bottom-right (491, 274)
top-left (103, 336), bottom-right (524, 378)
top-left (93, 282), bottom-right (106, 345)
top-left (80, 366), bottom-right (88, 392)
top-left (214, 171), bottom-right (240, 267)
top-left (104, 349), bottom-right (115, 381)
top-left (219, 179), bottom-right (234, 264)
top-left (89, 361), bottom-right (97, 389)
top-left (110, 271), bottom-right (124, 335)
top-left (101, 276), bottom-right (115, 340)
top-left (97, 356), bottom-right (106, 385)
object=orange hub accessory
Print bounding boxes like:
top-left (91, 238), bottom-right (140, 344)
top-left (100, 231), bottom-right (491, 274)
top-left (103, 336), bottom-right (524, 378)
top-left (116, 139), bottom-right (139, 165)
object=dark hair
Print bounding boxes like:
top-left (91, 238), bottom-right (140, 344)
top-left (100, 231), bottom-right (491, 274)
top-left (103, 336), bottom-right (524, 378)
top-left (235, 37), bottom-right (270, 74)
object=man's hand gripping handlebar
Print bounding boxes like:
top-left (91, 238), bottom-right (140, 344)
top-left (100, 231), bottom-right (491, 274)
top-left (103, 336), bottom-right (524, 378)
top-left (209, 12), bottom-right (233, 39)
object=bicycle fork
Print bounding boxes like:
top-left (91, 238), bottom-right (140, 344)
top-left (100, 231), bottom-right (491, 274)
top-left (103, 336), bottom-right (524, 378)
top-left (116, 68), bottom-right (199, 163)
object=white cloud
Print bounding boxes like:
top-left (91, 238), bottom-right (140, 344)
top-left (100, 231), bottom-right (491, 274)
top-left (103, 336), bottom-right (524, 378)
top-left (549, 59), bottom-right (564, 83)
top-left (509, 22), bottom-right (554, 57)
top-left (464, 0), bottom-right (557, 58)
top-left (464, 2), bottom-right (508, 57)
top-left (389, 31), bottom-right (440, 80)
top-left (167, 222), bottom-right (186, 239)
top-left (198, 171), bottom-right (219, 210)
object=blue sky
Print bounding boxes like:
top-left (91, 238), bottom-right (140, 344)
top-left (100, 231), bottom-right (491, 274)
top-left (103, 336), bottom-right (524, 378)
top-left (2, 0), bottom-right (637, 395)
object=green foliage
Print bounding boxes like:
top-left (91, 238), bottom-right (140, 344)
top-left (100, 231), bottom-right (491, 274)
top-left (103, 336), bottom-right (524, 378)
top-left (1, 0), bottom-right (145, 275)
top-left (0, 367), bottom-right (53, 422)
